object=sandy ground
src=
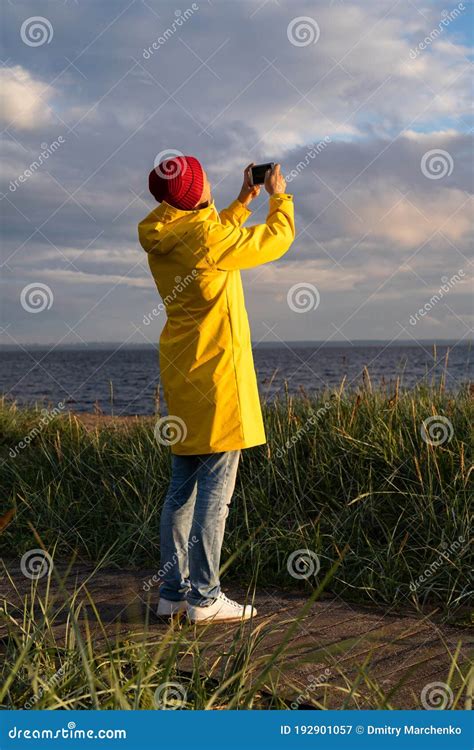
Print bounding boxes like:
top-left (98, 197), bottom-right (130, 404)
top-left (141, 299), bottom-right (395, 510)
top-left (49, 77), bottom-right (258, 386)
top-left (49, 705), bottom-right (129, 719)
top-left (1, 563), bottom-right (472, 709)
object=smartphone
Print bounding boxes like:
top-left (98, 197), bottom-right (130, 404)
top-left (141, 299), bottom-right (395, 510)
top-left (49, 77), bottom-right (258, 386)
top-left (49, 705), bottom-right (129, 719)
top-left (249, 162), bottom-right (274, 186)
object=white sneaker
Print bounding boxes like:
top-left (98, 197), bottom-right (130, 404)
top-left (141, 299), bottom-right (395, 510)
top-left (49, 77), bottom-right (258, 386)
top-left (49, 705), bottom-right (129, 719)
top-left (156, 598), bottom-right (188, 618)
top-left (187, 592), bottom-right (257, 624)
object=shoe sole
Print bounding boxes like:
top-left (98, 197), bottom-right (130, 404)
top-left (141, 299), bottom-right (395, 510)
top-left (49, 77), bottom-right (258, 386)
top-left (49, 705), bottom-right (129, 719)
top-left (188, 613), bottom-right (256, 625)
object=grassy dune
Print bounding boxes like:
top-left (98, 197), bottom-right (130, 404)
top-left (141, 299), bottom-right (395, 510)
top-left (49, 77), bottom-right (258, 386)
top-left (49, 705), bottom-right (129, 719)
top-left (1, 380), bottom-right (472, 615)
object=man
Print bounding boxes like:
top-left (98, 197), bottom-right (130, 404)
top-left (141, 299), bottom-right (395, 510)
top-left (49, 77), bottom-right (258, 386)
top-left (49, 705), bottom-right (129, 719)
top-left (138, 156), bottom-right (295, 623)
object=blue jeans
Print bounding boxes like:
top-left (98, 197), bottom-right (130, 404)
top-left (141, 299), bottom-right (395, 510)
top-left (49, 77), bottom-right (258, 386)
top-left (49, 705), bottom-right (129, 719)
top-left (159, 450), bottom-right (241, 606)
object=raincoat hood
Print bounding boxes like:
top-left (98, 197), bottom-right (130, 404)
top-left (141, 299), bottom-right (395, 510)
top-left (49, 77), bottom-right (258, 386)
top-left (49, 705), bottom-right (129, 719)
top-left (138, 200), bottom-right (218, 257)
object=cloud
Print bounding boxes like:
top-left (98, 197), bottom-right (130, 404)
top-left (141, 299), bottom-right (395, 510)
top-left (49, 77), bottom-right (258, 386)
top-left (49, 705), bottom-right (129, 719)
top-left (0, 0), bottom-right (472, 344)
top-left (345, 188), bottom-right (472, 247)
top-left (36, 268), bottom-right (151, 288)
top-left (0, 66), bottom-right (55, 130)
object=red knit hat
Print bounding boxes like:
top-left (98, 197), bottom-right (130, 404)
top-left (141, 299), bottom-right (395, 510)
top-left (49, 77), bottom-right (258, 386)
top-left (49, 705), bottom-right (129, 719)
top-left (148, 155), bottom-right (204, 210)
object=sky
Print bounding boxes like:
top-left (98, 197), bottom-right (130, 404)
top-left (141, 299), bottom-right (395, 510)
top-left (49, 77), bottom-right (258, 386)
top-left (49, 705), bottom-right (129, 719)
top-left (1, 0), bottom-right (473, 346)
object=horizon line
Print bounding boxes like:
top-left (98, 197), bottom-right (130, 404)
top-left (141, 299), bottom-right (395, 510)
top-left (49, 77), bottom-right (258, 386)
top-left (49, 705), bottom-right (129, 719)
top-left (0, 338), bottom-right (471, 350)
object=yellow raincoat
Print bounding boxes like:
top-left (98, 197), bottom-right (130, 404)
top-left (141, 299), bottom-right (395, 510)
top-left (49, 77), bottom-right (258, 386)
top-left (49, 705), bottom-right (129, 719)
top-left (138, 194), bottom-right (295, 454)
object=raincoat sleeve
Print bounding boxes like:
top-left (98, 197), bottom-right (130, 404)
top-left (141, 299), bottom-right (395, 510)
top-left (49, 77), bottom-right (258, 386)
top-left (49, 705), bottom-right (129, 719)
top-left (205, 194), bottom-right (295, 271)
top-left (218, 199), bottom-right (252, 228)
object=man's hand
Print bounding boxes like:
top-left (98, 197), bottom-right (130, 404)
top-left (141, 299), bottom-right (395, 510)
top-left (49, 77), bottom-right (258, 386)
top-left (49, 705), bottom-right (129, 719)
top-left (265, 163), bottom-right (286, 196)
top-left (237, 163), bottom-right (261, 208)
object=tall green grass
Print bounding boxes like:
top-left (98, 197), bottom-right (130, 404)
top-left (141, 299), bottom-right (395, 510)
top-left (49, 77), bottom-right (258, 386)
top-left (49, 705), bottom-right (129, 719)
top-left (0, 380), bottom-right (472, 615)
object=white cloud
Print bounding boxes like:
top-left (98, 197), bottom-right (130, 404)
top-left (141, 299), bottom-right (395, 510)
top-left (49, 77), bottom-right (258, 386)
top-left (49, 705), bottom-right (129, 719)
top-left (346, 189), bottom-right (472, 247)
top-left (37, 268), bottom-right (152, 287)
top-left (0, 66), bottom-right (55, 130)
